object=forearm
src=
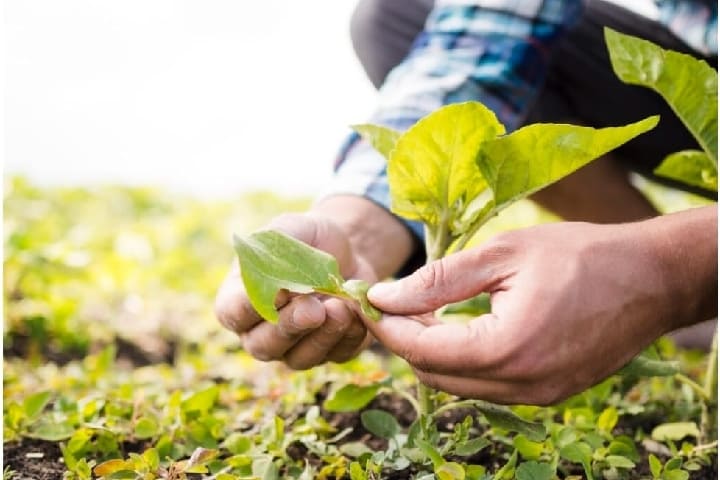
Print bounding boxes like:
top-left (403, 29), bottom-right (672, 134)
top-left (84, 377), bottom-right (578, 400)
top-left (310, 194), bottom-right (415, 279)
top-left (649, 205), bottom-right (718, 329)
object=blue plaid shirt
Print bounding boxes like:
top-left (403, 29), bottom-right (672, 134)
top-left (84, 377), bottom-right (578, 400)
top-left (328, 0), bottom-right (718, 242)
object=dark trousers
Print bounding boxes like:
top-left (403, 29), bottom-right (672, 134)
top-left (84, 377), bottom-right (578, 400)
top-left (350, 0), bottom-right (717, 197)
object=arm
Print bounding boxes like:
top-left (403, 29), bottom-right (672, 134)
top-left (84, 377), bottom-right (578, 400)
top-left (366, 206), bottom-right (717, 405)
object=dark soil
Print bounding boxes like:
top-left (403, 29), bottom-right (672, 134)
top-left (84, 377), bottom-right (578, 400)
top-left (3, 439), bottom-right (65, 480)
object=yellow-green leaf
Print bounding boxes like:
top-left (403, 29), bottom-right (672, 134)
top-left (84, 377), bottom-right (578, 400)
top-left (651, 422), bottom-right (700, 441)
top-left (655, 150), bottom-right (717, 192)
top-left (233, 230), bottom-right (345, 323)
top-left (323, 382), bottom-right (383, 413)
top-left (352, 124), bottom-right (402, 160)
top-left (386, 102), bottom-right (504, 231)
top-left (477, 116), bottom-right (659, 214)
top-left (436, 462), bottom-right (465, 480)
top-left (605, 28), bottom-right (717, 161)
top-left (93, 459), bottom-right (130, 476)
top-left (597, 407), bottom-right (619, 434)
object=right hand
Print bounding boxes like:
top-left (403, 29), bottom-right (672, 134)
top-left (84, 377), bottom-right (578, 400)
top-left (214, 213), bottom-right (378, 369)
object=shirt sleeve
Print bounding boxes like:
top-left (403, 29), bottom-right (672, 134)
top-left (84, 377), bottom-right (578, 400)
top-left (320, 0), bottom-right (583, 270)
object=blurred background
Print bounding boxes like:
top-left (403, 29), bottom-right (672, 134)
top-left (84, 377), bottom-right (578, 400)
top-left (6, 0), bottom-right (375, 196)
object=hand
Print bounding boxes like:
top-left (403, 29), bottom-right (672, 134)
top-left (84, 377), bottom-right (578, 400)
top-left (365, 217), bottom-right (709, 405)
top-left (215, 212), bottom-right (378, 369)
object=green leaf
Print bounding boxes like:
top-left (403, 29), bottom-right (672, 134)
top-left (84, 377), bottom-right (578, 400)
top-left (436, 462), bottom-right (466, 480)
top-left (649, 453), bottom-right (663, 479)
top-left (559, 442), bottom-right (594, 480)
top-left (605, 27), bottom-right (718, 161)
top-left (342, 279), bottom-right (382, 321)
top-left (22, 391), bottom-right (51, 419)
top-left (384, 102), bottom-right (504, 232)
top-left (349, 461), bottom-right (367, 480)
top-left (133, 417), bottom-right (159, 439)
top-left (360, 409), bottom-right (399, 439)
top-left (93, 459), bottom-right (130, 477)
top-left (608, 436), bottom-right (640, 463)
top-left (619, 352), bottom-right (679, 377)
top-left (28, 420), bottom-right (74, 441)
top-left (493, 449), bottom-right (518, 480)
top-left (323, 383), bottom-right (382, 413)
top-left (183, 385), bottom-right (219, 413)
top-left (515, 461), bottom-right (554, 480)
top-left (663, 470), bottom-right (690, 480)
top-left (474, 400), bottom-right (546, 442)
top-left (605, 455), bottom-right (636, 469)
top-left (415, 439), bottom-right (445, 468)
top-left (352, 124), bottom-right (402, 160)
top-left (655, 150), bottom-right (717, 192)
top-left (651, 422), bottom-right (700, 441)
top-left (513, 434), bottom-right (544, 460)
top-left (442, 293), bottom-right (491, 316)
top-left (234, 230), bottom-right (376, 323)
top-left (222, 433), bottom-right (252, 455)
top-left (454, 437), bottom-right (490, 457)
top-left (477, 116), bottom-right (659, 216)
top-left (597, 407), bottom-right (619, 434)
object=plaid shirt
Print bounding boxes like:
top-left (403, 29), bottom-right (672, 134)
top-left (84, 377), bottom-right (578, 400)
top-left (327, 0), bottom-right (718, 242)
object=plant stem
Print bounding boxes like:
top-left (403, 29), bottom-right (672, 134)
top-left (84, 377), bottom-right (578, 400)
top-left (700, 330), bottom-right (717, 444)
top-left (674, 373), bottom-right (710, 402)
top-left (417, 224), bottom-right (453, 416)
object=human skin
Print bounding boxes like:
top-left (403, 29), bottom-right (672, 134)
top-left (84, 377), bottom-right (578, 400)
top-left (214, 195), bottom-right (414, 370)
top-left (365, 205), bottom-right (717, 405)
top-left (214, 158), bottom-right (660, 370)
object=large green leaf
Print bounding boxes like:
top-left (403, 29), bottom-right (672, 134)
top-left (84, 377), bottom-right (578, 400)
top-left (477, 116), bottom-right (659, 214)
top-left (654, 150), bottom-right (718, 192)
top-left (352, 124), bottom-right (401, 160)
top-left (605, 28), bottom-right (718, 161)
top-left (384, 102), bottom-right (504, 231)
top-left (233, 230), bottom-right (345, 323)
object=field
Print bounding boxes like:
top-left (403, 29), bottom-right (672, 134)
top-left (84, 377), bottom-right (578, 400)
top-left (3, 175), bottom-right (716, 479)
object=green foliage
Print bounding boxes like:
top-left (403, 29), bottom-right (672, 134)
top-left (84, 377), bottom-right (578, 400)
top-left (2, 178), bottom-right (715, 476)
top-left (234, 230), bottom-right (380, 323)
top-left (605, 28), bottom-right (718, 193)
top-left (605, 28), bottom-right (717, 161)
top-left (357, 101), bottom-right (657, 254)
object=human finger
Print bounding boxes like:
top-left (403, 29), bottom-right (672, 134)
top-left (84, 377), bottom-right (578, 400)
top-left (241, 296), bottom-right (325, 361)
top-left (367, 239), bottom-right (514, 315)
top-left (366, 313), bottom-right (512, 377)
top-left (282, 298), bottom-right (355, 370)
top-left (214, 263), bottom-right (264, 335)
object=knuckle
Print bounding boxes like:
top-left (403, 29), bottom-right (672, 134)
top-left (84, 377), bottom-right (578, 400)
top-left (285, 356), bottom-right (314, 371)
top-left (414, 369), bottom-right (441, 391)
top-left (242, 336), bottom-right (274, 362)
top-left (416, 259), bottom-right (446, 290)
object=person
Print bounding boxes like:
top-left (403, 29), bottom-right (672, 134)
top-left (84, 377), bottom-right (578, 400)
top-left (215, 0), bottom-right (718, 405)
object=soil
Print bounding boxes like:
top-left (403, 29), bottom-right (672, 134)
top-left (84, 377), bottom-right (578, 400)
top-left (3, 439), bottom-right (65, 480)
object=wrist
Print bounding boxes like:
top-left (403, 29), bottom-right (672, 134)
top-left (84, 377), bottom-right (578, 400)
top-left (645, 205), bottom-right (718, 331)
top-left (309, 195), bottom-right (415, 279)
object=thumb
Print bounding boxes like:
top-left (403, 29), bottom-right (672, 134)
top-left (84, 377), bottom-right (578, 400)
top-left (368, 245), bottom-right (508, 315)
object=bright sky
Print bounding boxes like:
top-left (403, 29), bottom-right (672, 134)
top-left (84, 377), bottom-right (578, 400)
top-left (5, 1), bottom-right (377, 198)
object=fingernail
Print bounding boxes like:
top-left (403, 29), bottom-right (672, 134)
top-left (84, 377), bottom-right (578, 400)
top-left (367, 282), bottom-right (393, 301)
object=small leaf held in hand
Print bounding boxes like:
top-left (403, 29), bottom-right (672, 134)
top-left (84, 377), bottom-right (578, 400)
top-left (342, 279), bottom-right (381, 321)
top-left (234, 230), bottom-right (345, 323)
